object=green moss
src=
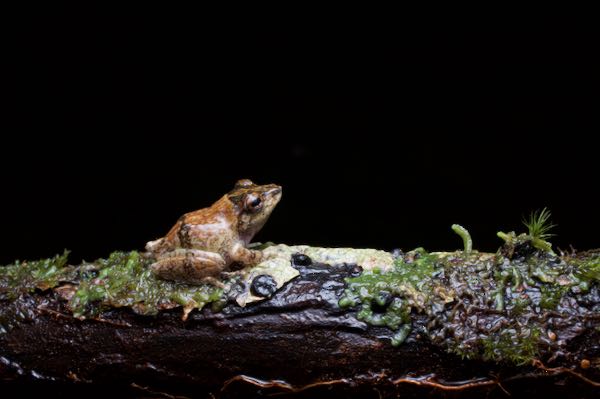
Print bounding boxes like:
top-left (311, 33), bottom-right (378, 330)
top-left (448, 319), bottom-right (543, 365)
top-left (68, 251), bottom-right (223, 318)
top-left (391, 324), bottom-right (412, 346)
top-left (338, 240), bottom-right (600, 365)
top-left (510, 296), bottom-right (532, 315)
top-left (356, 298), bottom-right (409, 329)
top-left (391, 248), bottom-right (438, 290)
top-left (339, 248), bottom-right (440, 346)
top-left (0, 251), bottom-right (74, 299)
top-left (1, 251), bottom-right (224, 319)
top-left (482, 328), bottom-right (541, 365)
top-left (497, 230), bottom-right (554, 257)
top-left (523, 208), bottom-right (555, 244)
top-left (573, 254), bottom-right (600, 283)
top-left (448, 314), bottom-right (542, 366)
top-left (539, 284), bottom-right (568, 309)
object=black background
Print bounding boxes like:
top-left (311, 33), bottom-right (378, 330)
top-left (3, 12), bottom-right (598, 265)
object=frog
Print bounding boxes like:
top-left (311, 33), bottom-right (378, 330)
top-left (145, 179), bottom-right (282, 286)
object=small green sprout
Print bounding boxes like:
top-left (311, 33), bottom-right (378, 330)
top-left (451, 224), bottom-right (472, 255)
top-left (496, 231), bottom-right (513, 243)
top-left (524, 208), bottom-right (556, 240)
top-left (523, 208), bottom-right (556, 252)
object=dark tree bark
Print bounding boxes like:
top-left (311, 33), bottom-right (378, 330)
top-left (1, 252), bottom-right (600, 398)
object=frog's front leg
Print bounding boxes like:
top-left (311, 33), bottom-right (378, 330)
top-left (150, 249), bottom-right (227, 287)
top-left (229, 242), bottom-right (265, 265)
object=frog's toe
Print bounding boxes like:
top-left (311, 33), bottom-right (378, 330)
top-left (145, 238), bottom-right (164, 252)
top-left (201, 276), bottom-right (226, 288)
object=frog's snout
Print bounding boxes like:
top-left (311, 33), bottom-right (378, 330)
top-left (266, 186), bottom-right (282, 202)
top-left (269, 186), bottom-right (282, 196)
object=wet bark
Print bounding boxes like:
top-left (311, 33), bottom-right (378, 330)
top-left (1, 257), bottom-right (599, 399)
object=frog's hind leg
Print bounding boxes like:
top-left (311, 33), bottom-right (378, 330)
top-left (150, 249), bottom-right (226, 287)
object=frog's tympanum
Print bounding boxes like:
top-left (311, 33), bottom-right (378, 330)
top-left (146, 179), bottom-right (282, 285)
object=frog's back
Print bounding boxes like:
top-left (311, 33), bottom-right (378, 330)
top-left (145, 195), bottom-right (237, 254)
top-left (182, 195), bottom-right (237, 226)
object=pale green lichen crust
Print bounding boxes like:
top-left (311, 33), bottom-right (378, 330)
top-left (261, 244), bottom-right (395, 271)
top-left (236, 251), bottom-right (299, 306)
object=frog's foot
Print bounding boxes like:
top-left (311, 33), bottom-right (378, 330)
top-left (150, 249), bottom-right (226, 286)
top-left (220, 269), bottom-right (245, 279)
top-left (198, 276), bottom-right (226, 288)
top-left (230, 243), bottom-right (266, 265)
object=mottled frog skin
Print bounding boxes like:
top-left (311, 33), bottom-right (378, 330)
top-left (146, 179), bottom-right (282, 285)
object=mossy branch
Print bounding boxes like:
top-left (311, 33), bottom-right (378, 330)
top-left (1, 210), bottom-right (600, 398)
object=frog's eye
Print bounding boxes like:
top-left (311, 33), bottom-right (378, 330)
top-left (245, 195), bottom-right (262, 212)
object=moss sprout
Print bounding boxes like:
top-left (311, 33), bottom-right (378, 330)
top-left (481, 327), bottom-right (541, 365)
top-left (523, 208), bottom-right (556, 252)
top-left (451, 224), bottom-right (472, 255)
top-left (524, 208), bottom-right (555, 240)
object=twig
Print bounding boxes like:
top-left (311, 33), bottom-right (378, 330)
top-left (532, 359), bottom-right (600, 387)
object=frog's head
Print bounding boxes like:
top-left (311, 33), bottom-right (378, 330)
top-left (228, 179), bottom-right (282, 242)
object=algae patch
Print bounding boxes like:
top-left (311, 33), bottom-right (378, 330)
top-left (0, 251), bottom-right (74, 300)
top-left (67, 251), bottom-right (223, 318)
top-left (0, 251), bottom-right (224, 319)
top-left (339, 248), bottom-right (449, 346)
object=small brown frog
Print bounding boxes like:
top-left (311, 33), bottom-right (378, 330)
top-left (146, 179), bottom-right (282, 286)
